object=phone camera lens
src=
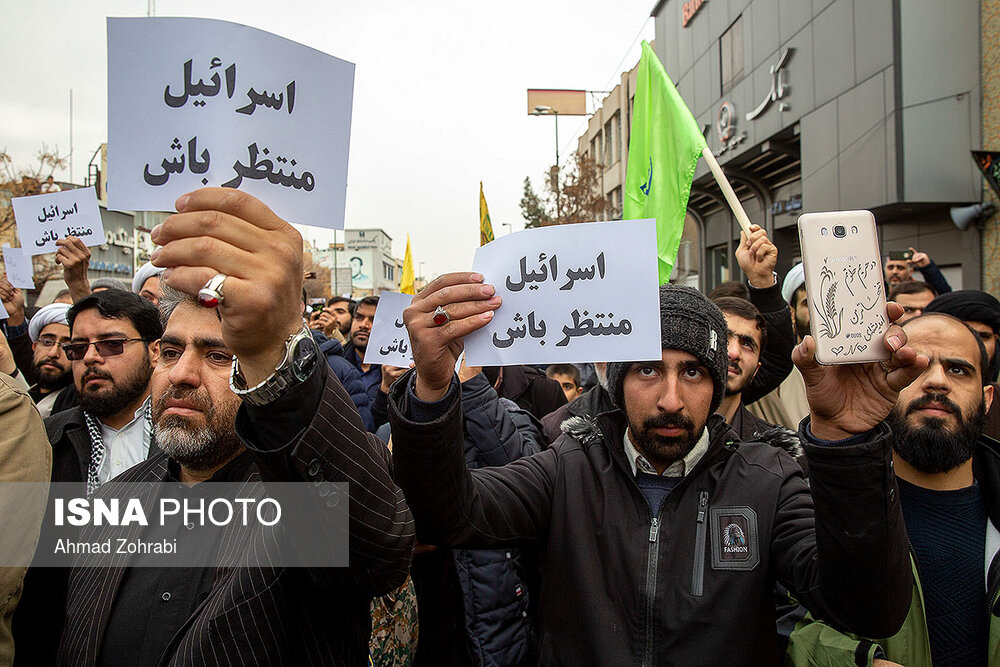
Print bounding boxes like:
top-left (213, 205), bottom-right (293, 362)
top-left (833, 225), bottom-right (846, 238)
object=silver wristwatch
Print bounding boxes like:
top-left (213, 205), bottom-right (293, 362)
top-left (230, 324), bottom-right (320, 406)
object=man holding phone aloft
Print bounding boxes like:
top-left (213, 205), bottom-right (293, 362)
top-left (884, 246), bottom-right (952, 296)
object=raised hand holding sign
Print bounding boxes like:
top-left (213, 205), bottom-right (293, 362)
top-left (150, 188), bottom-right (304, 385)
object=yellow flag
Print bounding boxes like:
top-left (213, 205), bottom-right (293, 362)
top-left (480, 182), bottom-right (495, 245)
top-left (399, 235), bottom-right (415, 294)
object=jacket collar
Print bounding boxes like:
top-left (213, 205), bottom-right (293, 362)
top-left (47, 405), bottom-right (86, 441)
top-left (591, 409), bottom-right (737, 482)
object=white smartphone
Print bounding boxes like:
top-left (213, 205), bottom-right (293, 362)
top-left (798, 210), bottom-right (890, 365)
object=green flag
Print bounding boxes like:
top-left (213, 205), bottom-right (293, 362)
top-left (624, 41), bottom-right (707, 284)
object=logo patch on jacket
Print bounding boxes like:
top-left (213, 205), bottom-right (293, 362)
top-left (710, 507), bottom-right (759, 571)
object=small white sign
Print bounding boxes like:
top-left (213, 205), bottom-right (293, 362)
top-left (363, 291), bottom-right (414, 368)
top-left (107, 17), bottom-right (355, 229)
top-left (11, 188), bottom-right (105, 256)
top-left (465, 219), bottom-right (662, 366)
top-left (2, 245), bottom-right (34, 289)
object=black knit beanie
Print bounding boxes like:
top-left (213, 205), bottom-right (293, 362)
top-left (606, 283), bottom-right (729, 413)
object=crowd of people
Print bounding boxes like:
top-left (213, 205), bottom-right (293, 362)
top-left (1, 187), bottom-right (998, 666)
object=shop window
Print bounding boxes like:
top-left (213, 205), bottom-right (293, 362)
top-left (720, 16), bottom-right (744, 95)
top-left (670, 213), bottom-right (701, 288)
top-left (708, 244), bottom-right (730, 290)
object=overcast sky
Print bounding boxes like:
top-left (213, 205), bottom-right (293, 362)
top-left (1, 1), bottom-right (654, 279)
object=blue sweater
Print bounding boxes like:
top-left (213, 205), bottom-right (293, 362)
top-left (898, 477), bottom-right (987, 666)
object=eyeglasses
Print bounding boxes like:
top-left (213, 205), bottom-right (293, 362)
top-left (61, 338), bottom-right (149, 361)
top-left (36, 338), bottom-right (67, 349)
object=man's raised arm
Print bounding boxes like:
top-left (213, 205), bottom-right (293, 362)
top-left (775, 301), bottom-right (928, 637)
top-left (151, 187), bottom-right (414, 594)
top-left (388, 273), bottom-right (558, 548)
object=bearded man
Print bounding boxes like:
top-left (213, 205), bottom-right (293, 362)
top-left (48, 290), bottom-right (161, 491)
top-left (788, 313), bottom-right (999, 666)
top-left (388, 278), bottom-right (921, 664)
top-left (26, 303), bottom-right (75, 418)
top-left (54, 188), bottom-right (413, 665)
top-left (713, 296), bottom-right (800, 451)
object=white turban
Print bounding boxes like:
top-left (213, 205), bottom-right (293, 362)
top-left (781, 262), bottom-right (806, 305)
top-left (131, 261), bottom-right (165, 294)
top-left (28, 303), bottom-right (72, 342)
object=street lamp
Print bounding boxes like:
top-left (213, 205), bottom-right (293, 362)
top-left (531, 105), bottom-right (561, 219)
top-left (531, 105), bottom-right (560, 170)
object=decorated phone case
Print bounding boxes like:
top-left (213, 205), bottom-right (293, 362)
top-left (798, 210), bottom-right (890, 365)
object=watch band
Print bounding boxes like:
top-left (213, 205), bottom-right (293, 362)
top-left (230, 324), bottom-right (313, 407)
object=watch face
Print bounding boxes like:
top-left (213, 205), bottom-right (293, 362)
top-left (291, 335), bottom-right (319, 382)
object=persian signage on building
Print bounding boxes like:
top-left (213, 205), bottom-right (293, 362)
top-left (745, 48), bottom-right (793, 121)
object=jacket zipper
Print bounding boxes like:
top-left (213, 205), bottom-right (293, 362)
top-left (643, 515), bottom-right (659, 667)
top-left (691, 491), bottom-right (709, 597)
top-left (601, 415), bottom-right (727, 666)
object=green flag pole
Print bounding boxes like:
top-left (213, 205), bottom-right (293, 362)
top-left (699, 146), bottom-right (754, 235)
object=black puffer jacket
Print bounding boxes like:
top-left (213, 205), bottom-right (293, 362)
top-left (454, 374), bottom-right (543, 666)
top-left (389, 378), bottom-right (910, 666)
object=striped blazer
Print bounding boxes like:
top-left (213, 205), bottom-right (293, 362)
top-left (57, 371), bottom-right (415, 666)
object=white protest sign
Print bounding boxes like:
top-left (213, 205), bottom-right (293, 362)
top-left (363, 291), bottom-right (414, 368)
top-left (465, 219), bottom-right (662, 366)
top-left (2, 245), bottom-right (34, 290)
top-left (10, 188), bottom-right (105, 256)
top-left (107, 17), bottom-right (354, 229)
top-left (0, 299), bottom-right (8, 320)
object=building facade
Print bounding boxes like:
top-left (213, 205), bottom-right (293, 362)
top-left (577, 73), bottom-right (635, 222)
top-left (649, 0), bottom-right (984, 293)
top-left (342, 228), bottom-right (400, 297)
top-left (981, 0), bottom-right (1000, 294)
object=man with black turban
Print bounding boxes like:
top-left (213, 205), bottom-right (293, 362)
top-left (925, 289), bottom-right (1000, 437)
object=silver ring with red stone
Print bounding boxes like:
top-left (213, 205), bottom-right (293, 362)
top-left (197, 273), bottom-right (227, 308)
top-left (432, 305), bottom-right (451, 326)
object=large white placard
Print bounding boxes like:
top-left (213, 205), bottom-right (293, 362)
top-left (362, 291), bottom-right (414, 368)
top-left (465, 219), bottom-right (662, 366)
top-left (107, 17), bottom-right (354, 229)
top-left (10, 188), bottom-right (105, 256)
top-left (2, 245), bottom-right (34, 289)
